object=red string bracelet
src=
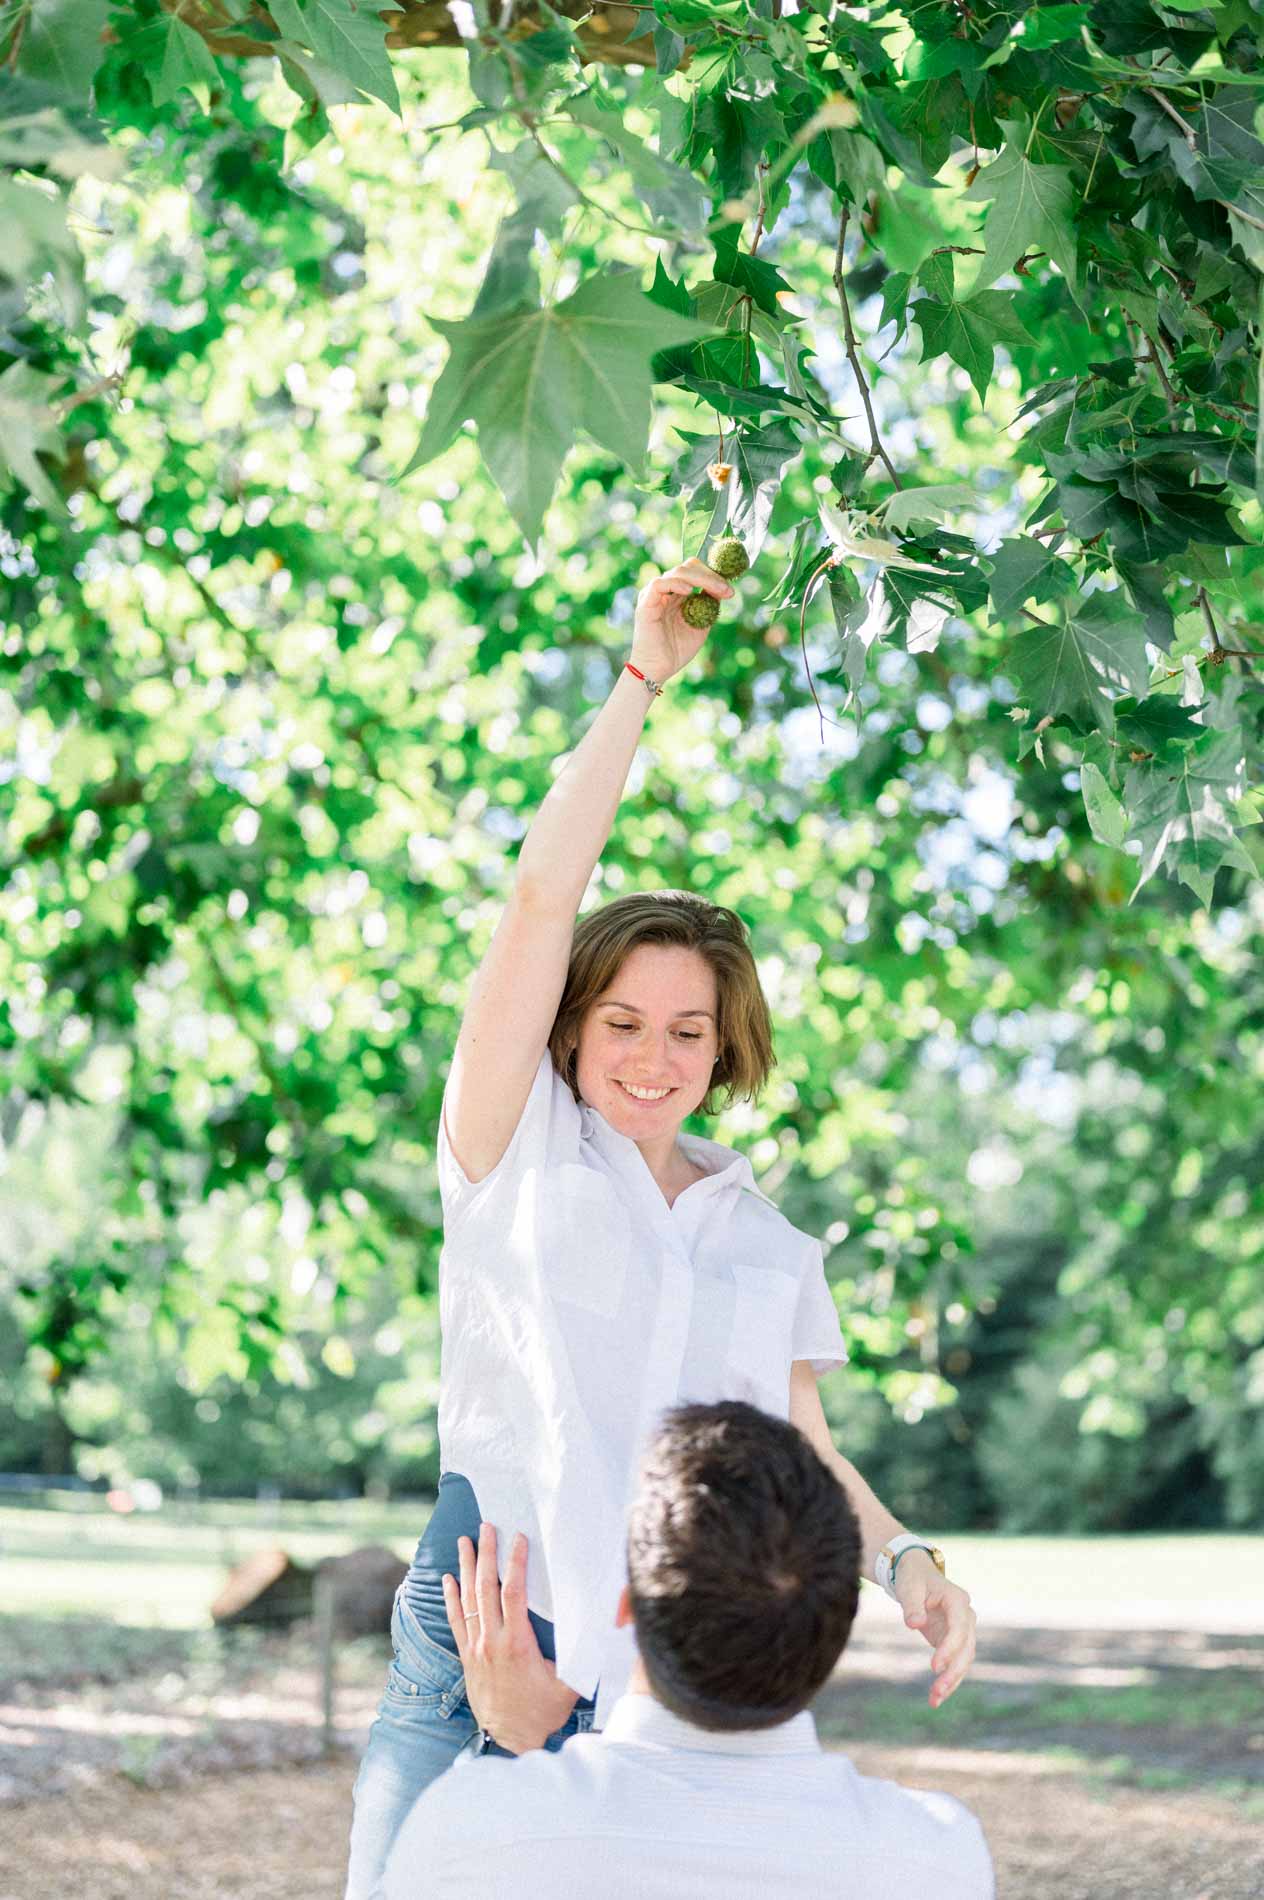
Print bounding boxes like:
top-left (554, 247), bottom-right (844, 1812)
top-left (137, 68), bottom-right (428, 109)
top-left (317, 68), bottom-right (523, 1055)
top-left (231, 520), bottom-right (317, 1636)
top-left (625, 662), bottom-right (663, 696)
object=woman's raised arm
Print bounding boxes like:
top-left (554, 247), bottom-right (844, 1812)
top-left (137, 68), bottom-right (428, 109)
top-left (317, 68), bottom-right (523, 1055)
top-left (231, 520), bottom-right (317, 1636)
top-left (443, 557), bottom-right (734, 1185)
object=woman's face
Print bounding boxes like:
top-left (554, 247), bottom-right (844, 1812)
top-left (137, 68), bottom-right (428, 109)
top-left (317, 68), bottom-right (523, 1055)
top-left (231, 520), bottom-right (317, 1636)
top-left (574, 944), bottom-right (720, 1137)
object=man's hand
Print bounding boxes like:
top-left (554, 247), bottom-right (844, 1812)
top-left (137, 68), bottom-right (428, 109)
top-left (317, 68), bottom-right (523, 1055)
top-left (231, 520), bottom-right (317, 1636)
top-left (443, 1522), bottom-right (581, 1755)
top-left (893, 1552), bottom-right (978, 1709)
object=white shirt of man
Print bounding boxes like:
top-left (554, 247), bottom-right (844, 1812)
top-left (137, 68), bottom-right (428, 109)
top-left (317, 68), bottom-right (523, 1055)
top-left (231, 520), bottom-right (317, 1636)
top-left (383, 1691), bottom-right (995, 1900)
top-left (435, 1049), bottom-right (849, 1726)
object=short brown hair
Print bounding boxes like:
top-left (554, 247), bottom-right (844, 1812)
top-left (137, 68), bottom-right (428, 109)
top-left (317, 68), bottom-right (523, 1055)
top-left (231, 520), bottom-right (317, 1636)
top-left (626, 1401), bottom-right (862, 1731)
top-left (547, 890), bottom-right (774, 1117)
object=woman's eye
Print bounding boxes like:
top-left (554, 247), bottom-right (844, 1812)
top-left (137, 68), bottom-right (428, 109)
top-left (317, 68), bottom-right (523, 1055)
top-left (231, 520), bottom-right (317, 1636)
top-left (677, 1032), bottom-right (702, 1041)
top-left (611, 1023), bottom-right (636, 1032)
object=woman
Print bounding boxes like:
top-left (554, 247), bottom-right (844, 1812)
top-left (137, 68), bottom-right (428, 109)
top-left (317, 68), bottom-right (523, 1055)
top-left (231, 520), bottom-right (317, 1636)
top-left (345, 556), bottom-right (977, 1899)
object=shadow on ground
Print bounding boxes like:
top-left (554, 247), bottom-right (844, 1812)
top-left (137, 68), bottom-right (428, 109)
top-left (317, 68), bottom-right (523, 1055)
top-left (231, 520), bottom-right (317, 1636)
top-left (813, 1621), bottom-right (1264, 1795)
top-left (3, 1613), bottom-right (1263, 1899)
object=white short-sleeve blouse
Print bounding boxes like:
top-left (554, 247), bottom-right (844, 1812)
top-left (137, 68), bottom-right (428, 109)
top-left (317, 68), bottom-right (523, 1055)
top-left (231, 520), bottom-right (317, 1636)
top-left (435, 1050), bottom-right (848, 1728)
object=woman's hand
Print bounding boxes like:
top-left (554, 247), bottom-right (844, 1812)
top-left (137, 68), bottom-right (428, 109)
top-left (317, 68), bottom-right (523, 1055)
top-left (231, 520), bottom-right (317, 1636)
top-left (893, 1552), bottom-right (978, 1709)
top-left (630, 557), bottom-right (734, 684)
top-left (443, 1523), bottom-right (581, 1754)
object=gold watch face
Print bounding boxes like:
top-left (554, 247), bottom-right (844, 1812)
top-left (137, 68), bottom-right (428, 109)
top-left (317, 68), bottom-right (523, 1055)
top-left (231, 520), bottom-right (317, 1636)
top-left (929, 1545), bottom-right (947, 1575)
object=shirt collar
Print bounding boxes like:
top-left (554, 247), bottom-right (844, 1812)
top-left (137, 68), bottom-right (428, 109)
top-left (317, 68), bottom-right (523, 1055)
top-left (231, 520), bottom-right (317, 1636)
top-left (677, 1130), bottom-right (750, 1188)
top-left (600, 1692), bottom-right (821, 1757)
top-left (579, 1109), bottom-right (775, 1207)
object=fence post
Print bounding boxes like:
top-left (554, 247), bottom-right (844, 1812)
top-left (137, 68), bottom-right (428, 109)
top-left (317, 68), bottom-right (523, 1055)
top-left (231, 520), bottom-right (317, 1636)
top-left (315, 1568), bottom-right (337, 1753)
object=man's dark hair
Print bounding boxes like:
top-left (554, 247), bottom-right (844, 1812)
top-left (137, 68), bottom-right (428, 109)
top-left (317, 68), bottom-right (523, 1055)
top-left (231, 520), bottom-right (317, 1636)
top-left (625, 1399), bottom-right (862, 1732)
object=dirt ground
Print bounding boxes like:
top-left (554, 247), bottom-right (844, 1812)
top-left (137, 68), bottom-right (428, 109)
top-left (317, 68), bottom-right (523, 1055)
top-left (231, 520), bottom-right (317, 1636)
top-left (3, 1742), bottom-right (1260, 1900)
top-left (3, 1616), bottom-right (1262, 1899)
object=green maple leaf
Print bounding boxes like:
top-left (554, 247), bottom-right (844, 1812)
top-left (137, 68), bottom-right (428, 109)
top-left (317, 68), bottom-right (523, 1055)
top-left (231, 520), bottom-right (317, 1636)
top-left (152, 17), bottom-right (221, 109)
top-left (488, 143), bottom-right (579, 243)
top-left (912, 287), bottom-right (1031, 402)
top-left (959, 141), bottom-right (1078, 299)
top-left (1114, 695), bottom-right (1204, 761)
top-left (1117, 562), bottom-right (1175, 651)
top-left (401, 269), bottom-right (716, 546)
top-left (878, 268), bottom-right (912, 338)
top-left (1011, 591), bottom-right (1151, 731)
top-left (567, 92), bottom-right (708, 232)
top-left (671, 418), bottom-right (800, 562)
top-left (268, 0), bottom-right (402, 113)
top-left (690, 91), bottom-right (787, 202)
top-left (1126, 731), bottom-right (1257, 907)
top-left (722, 419), bottom-right (801, 560)
top-left (986, 535), bottom-right (1076, 622)
top-left (711, 229), bottom-right (794, 319)
top-left (14, 0), bottom-right (109, 103)
top-left (0, 360), bottom-right (67, 514)
top-left (275, 42), bottom-right (365, 112)
top-left (1079, 762), bottom-right (1129, 850)
top-left (881, 483), bottom-right (977, 535)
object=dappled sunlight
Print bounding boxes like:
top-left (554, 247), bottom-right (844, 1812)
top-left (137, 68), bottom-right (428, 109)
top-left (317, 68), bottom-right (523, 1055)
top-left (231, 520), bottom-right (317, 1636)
top-left (846, 1742), bottom-right (1087, 1779)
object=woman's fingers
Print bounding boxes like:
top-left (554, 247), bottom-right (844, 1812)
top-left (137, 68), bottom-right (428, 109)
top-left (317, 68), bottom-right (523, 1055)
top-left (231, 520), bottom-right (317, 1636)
top-left (501, 1530), bottom-right (529, 1632)
top-left (933, 1637), bottom-right (967, 1675)
top-left (441, 1569), bottom-right (467, 1656)
top-left (676, 558), bottom-right (733, 596)
top-left (452, 1529), bottom-right (494, 1642)
top-left (932, 1642), bottom-right (974, 1701)
top-left (457, 1530), bottom-right (476, 1616)
top-left (649, 560), bottom-right (732, 597)
top-left (651, 571), bottom-right (731, 600)
top-left (445, 1530), bottom-right (479, 1654)
top-left (475, 1521), bottom-right (502, 1632)
top-left (928, 1595), bottom-right (977, 1706)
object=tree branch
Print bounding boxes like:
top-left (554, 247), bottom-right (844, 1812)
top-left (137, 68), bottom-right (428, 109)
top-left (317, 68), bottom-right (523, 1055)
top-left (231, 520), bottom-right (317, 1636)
top-left (1141, 86), bottom-right (1264, 234)
top-left (19, 774), bottom-right (146, 861)
top-left (163, 1), bottom-right (673, 68)
top-left (749, 158), bottom-right (769, 257)
top-left (2, 3), bottom-right (28, 71)
top-left (53, 372), bottom-right (125, 423)
top-left (832, 208), bottom-right (903, 490)
top-left (1144, 85), bottom-right (1197, 151)
top-left (1140, 335), bottom-right (1179, 407)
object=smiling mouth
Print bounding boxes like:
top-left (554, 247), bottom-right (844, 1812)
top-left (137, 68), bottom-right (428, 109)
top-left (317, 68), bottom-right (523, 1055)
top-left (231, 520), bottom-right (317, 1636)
top-left (614, 1080), bottom-right (677, 1104)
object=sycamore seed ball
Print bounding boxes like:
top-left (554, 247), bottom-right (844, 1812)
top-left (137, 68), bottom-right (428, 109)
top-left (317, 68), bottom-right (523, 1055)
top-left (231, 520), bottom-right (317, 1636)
top-left (708, 536), bottom-right (750, 580)
top-left (681, 590), bottom-right (721, 631)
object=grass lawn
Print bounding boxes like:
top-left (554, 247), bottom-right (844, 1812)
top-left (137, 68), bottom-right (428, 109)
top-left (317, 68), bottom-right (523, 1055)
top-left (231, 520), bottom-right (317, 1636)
top-left (2, 1494), bottom-right (1260, 1630)
top-left (2, 1499), bottom-right (1261, 1830)
top-left (0, 1496), bottom-right (431, 1626)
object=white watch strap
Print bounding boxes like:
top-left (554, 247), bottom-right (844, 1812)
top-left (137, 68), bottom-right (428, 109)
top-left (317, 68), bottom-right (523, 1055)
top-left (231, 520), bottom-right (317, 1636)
top-left (875, 1533), bottom-right (933, 1600)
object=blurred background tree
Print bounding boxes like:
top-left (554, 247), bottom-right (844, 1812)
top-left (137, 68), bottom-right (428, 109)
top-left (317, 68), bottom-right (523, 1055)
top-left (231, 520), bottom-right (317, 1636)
top-left (1, 2), bottom-right (1262, 1530)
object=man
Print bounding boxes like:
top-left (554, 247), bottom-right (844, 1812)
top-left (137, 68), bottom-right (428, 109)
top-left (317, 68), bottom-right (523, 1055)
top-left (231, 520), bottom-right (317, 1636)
top-left (383, 1400), bottom-right (993, 1899)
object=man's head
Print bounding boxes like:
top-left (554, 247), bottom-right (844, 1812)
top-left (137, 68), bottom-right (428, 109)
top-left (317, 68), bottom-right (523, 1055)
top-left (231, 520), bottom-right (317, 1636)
top-left (616, 1400), bottom-right (862, 1732)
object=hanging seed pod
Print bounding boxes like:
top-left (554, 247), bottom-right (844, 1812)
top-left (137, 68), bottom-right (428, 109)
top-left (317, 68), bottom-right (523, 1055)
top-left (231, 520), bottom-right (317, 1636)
top-left (708, 535), bottom-right (750, 579)
top-left (681, 591), bottom-right (721, 630)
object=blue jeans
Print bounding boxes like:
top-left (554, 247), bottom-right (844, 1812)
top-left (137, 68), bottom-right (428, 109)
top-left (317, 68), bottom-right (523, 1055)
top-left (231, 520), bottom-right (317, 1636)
top-left (343, 1490), bottom-right (597, 1900)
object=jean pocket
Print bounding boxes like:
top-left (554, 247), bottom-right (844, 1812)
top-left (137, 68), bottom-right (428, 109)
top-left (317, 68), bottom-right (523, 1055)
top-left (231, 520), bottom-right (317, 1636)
top-left (383, 1587), bottom-right (469, 1719)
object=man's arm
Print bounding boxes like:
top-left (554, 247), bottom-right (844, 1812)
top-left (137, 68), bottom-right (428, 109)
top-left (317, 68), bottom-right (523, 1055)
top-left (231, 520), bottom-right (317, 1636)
top-left (442, 1523), bottom-right (581, 1754)
top-left (789, 1360), bottom-right (977, 1707)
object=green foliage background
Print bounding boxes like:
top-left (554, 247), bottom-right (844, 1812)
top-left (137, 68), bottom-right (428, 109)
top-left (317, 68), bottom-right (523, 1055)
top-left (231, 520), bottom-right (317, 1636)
top-left (1, 1), bottom-right (1262, 1528)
